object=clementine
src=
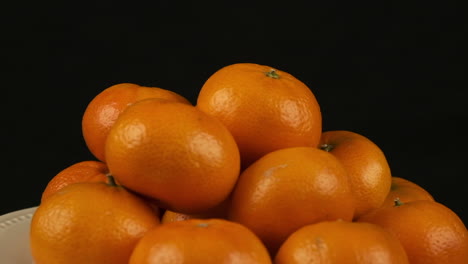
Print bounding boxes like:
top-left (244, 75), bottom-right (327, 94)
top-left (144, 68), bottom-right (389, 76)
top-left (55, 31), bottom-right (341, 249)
top-left (196, 63), bottom-right (322, 168)
top-left (30, 176), bottom-right (160, 264)
top-left (161, 198), bottom-right (229, 224)
top-left (82, 82), bottom-right (191, 162)
top-left (105, 98), bottom-right (241, 214)
top-left (228, 146), bottom-right (355, 254)
top-left (381, 176), bottom-right (434, 208)
top-left (129, 218), bottom-right (272, 264)
top-left (41, 160), bottom-right (108, 202)
top-left (358, 199), bottom-right (468, 264)
top-left (319, 130), bottom-right (392, 218)
top-left (275, 220), bottom-right (409, 264)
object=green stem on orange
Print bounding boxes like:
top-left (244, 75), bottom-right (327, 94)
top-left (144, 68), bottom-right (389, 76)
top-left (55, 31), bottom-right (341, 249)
top-left (266, 69), bottom-right (280, 79)
top-left (320, 143), bottom-right (334, 152)
top-left (197, 222), bottom-right (209, 228)
top-left (106, 173), bottom-right (118, 187)
top-left (394, 197), bottom-right (404, 207)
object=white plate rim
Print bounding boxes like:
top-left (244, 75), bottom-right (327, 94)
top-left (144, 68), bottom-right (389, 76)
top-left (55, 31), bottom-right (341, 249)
top-left (0, 206), bottom-right (38, 232)
top-left (0, 206), bottom-right (38, 263)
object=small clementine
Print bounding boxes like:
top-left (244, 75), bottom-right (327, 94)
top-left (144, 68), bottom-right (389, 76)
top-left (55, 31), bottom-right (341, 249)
top-left (320, 130), bottom-right (392, 218)
top-left (161, 198), bottom-right (229, 224)
top-left (82, 82), bottom-right (191, 162)
top-left (41, 160), bottom-right (109, 202)
top-left (380, 176), bottom-right (434, 208)
top-left (358, 199), bottom-right (468, 264)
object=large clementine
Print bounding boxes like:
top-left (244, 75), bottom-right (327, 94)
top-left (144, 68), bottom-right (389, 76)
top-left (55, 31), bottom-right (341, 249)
top-left (41, 160), bottom-right (108, 202)
top-left (196, 63), bottom-right (322, 168)
top-left (358, 199), bottom-right (468, 264)
top-left (105, 98), bottom-right (241, 214)
top-left (30, 176), bottom-right (160, 264)
top-left (228, 147), bottom-right (355, 254)
top-left (275, 220), bottom-right (409, 264)
top-left (82, 82), bottom-right (190, 162)
top-left (129, 218), bottom-right (272, 264)
top-left (319, 130), bottom-right (392, 218)
top-left (380, 176), bottom-right (434, 208)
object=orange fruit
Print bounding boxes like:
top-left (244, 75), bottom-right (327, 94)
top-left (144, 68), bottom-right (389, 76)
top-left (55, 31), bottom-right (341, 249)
top-left (275, 220), bottom-right (409, 264)
top-left (381, 176), bottom-right (434, 207)
top-left (161, 209), bottom-right (195, 223)
top-left (41, 160), bottom-right (108, 202)
top-left (161, 198), bottom-right (229, 224)
top-left (82, 82), bottom-right (191, 162)
top-left (129, 218), bottom-right (272, 264)
top-left (30, 176), bottom-right (160, 264)
top-left (319, 130), bottom-right (392, 218)
top-left (358, 199), bottom-right (468, 264)
top-left (196, 63), bottom-right (322, 168)
top-left (228, 147), bottom-right (355, 254)
top-left (105, 98), bottom-right (241, 214)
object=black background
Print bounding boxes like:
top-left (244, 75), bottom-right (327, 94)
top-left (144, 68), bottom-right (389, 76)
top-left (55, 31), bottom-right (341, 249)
top-left (3, 3), bottom-right (467, 224)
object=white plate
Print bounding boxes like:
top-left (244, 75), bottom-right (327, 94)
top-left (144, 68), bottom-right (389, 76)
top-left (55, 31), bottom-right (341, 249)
top-left (0, 206), bottom-right (37, 264)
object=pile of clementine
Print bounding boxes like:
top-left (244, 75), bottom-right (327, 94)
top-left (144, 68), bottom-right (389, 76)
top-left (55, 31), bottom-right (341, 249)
top-left (30, 63), bottom-right (468, 264)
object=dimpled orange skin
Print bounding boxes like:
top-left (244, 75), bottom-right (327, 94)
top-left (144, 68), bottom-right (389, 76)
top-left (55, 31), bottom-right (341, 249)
top-left (320, 130), bottom-right (392, 219)
top-left (228, 147), bottom-right (355, 254)
top-left (30, 181), bottom-right (160, 264)
top-left (275, 220), bottom-right (409, 264)
top-left (380, 176), bottom-right (434, 208)
top-left (196, 63), bottom-right (322, 168)
top-left (82, 82), bottom-right (191, 162)
top-left (129, 218), bottom-right (272, 264)
top-left (41, 160), bottom-right (109, 202)
top-left (358, 200), bottom-right (468, 264)
top-left (105, 99), bottom-right (241, 214)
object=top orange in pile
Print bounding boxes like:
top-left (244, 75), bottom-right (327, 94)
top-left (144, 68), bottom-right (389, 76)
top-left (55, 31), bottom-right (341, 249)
top-left (196, 63), bottom-right (322, 169)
